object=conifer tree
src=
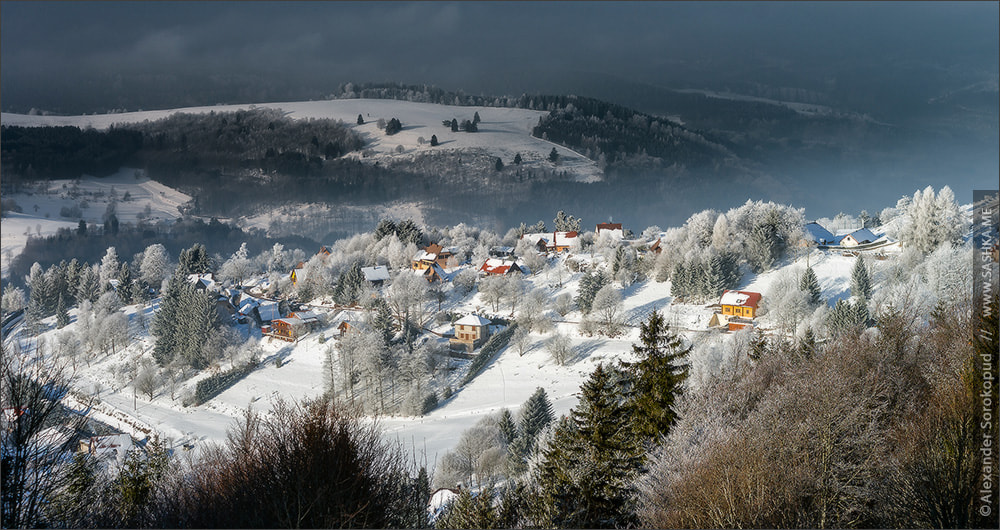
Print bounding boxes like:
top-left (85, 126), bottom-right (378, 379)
top-left (799, 326), bottom-right (817, 358)
top-left (851, 255), bottom-right (871, 300)
top-left (451, 118), bottom-right (459, 132)
top-left (55, 293), bottom-right (69, 329)
top-left (430, 134), bottom-right (438, 146)
top-left (117, 263), bottom-right (134, 305)
top-left (548, 147), bottom-right (559, 163)
top-left (513, 152), bottom-right (522, 165)
top-left (518, 387), bottom-right (554, 450)
top-left (152, 272), bottom-right (186, 365)
top-left (497, 408), bottom-right (517, 446)
top-left (800, 266), bottom-right (821, 306)
top-left (532, 364), bottom-right (642, 528)
top-left (495, 157), bottom-right (504, 171)
top-left (357, 114), bottom-right (365, 125)
top-left (620, 309), bottom-right (690, 441)
top-left (472, 111), bottom-right (481, 126)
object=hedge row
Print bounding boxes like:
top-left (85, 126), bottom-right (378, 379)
top-left (192, 361), bottom-right (258, 406)
top-left (461, 323), bottom-right (518, 386)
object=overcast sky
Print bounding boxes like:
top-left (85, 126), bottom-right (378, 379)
top-left (2, 1), bottom-right (997, 113)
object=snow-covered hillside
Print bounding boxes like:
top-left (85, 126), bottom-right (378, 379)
top-left (1, 168), bottom-right (190, 278)
top-left (3, 235), bottom-right (900, 468)
top-left (1, 98), bottom-right (603, 182)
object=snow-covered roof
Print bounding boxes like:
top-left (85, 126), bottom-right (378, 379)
top-left (522, 231), bottom-right (579, 249)
top-left (362, 266), bottom-right (390, 282)
top-left (803, 222), bottom-right (835, 244)
top-left (413, 250), bottom-right (437, 262)
top-left (292, 310), bottom-right (319, 322)
top-left (187, 273), bottom-right (216, 290)
top-left (479, 258), bottom-right (526, 275)
top-left (843, 228), bottom-right (877, 243)
top-left (257, 301), bottom-right (280, 322)
top-left (428, 488), bottom-right (460, 522)
top-left (455, 314), bottom-right (491, 327)
top-left (719, 290), bottom-right (762, 308)
top-left (292, 267), bottom-right (308, 283)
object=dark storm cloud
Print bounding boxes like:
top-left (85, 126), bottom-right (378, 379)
top-left (2, 1), bottom-right (997, 112)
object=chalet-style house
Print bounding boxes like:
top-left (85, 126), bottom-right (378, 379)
top-left (490, 246), bottom-right (515, 258)
top-left (318, 246), bottom-right (332, 258)
top-left (709, 290), bottom-right (763, 331)
top-left (361, 266), bottom-right (391, 287)
top-left (521, 231), bottom-right (579, 252)
top-left (412, 263), bottom-right (447, 283)
top-left (267, 315), bottom-right (306, 342)
top-left (596, 222), bottom-right (624, 239)
top-left (290, 263), bottom-right (307, 287)
top-left (479, 258), bottom-right (528, 276)
top-left (450, 314), bottom-right (492, 353)
top-left (412, 244), bottom-right (459, 270)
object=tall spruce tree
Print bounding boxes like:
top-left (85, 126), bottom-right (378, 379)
top-left (532, 364), bottom-right (642, 528)
top-left (620, 309), bottom-right (690, 441)
top-left (851, 255), bottom-right (872, 300)
top-left (152, 272), bottom-right (186, 365)
top-left (519, 387), bottom-right (554, 449)
top-left (497, 409), bottom-right (517, 446)
top-left (116, 263), bottom-right (134, 305)
top-left (800, 266), bottom-right (822, 306)
top-left (55, 293), bottom-right (69, 329)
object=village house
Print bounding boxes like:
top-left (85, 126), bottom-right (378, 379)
top-left (596, 222), bottom-right (624, 239)
top-left (411, 243), bottom-right (459, 270)
top-left (479, 258), bottom-right (528, 276)
top-left (267, 315), bottom-right (306, 342)
top-left (361, 266), bottom-right (391, 287)
top-left (412, 263), bottom-right (447, 283)
top-left (709, 290), bottom-right (763, 331)
top-left (290, 262), bottom-right (307, 287)
top-left (187, 273), bottom-right (217, 291)
top-left (521, 231), bottom-right (580, 252)
top-left (837, 227), bottom-right (878, 247)
top-left (450, 314), bottom-right (492, 353)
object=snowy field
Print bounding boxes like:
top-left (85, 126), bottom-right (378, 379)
top-left (1, 98), bottom-right (603, 182)
top-left (1, 168), bottom-right (190, 278)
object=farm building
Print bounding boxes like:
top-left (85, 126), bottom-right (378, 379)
top-left (450, 314), bottom-right (492, 353)
top-left (803, 222), bottom-right (836, 246)
top-left (837, 228), bottom-right (878, 247)
top-left (479, 259), bottom-right (528, 276)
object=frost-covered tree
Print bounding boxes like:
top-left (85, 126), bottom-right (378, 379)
top-left (575, 268), bottom-right (609, 314)
top-left (899, 186), bottom-right (964, 254)
top-left (55, 293), bottom-right (69, 329)
top-left (2, 286), bottom-right (26, 314)
top-left (545, 332), bottom-right (572, 365)
top-left (139, 244), bottom-right (169, 289)
top-left (518, 387), bottom-right (554, 452)
top-left (591, 284), bottom-right (624, 336)
top-left (553, 211), bottom-right (581, 232)
top-left (219, 243), bottom-right (253, 287)
top-left (98, 247), bottom-right (120, 293)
